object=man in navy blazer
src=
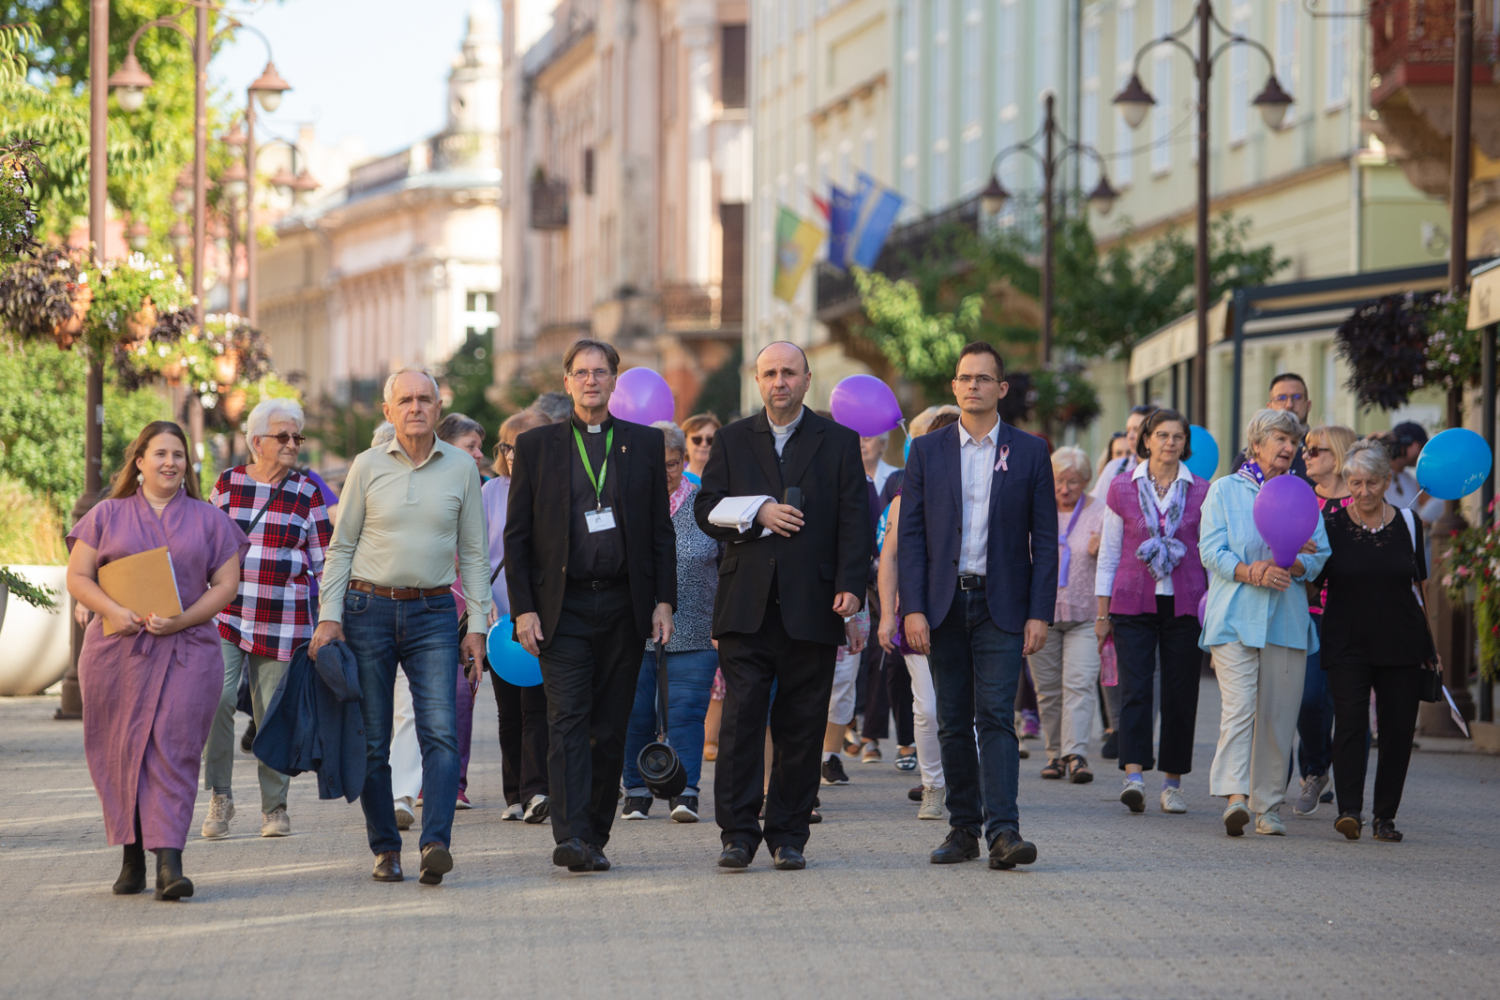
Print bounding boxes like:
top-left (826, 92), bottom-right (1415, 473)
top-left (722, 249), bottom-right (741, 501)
top-left (897, 342), bottom-right (1057, 870)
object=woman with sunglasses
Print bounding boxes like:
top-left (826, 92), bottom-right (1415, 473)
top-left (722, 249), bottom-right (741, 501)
top-left (681, 412), bottom-right (721, 487)
top-left (202, 398), bottom-right (332, 840)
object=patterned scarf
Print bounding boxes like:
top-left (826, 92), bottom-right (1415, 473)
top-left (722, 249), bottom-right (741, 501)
top-left (669, 475), bottom-right (694, 517)
top-left (1134, 472), bottom-right (1189, 582)
top-left (1237, 459), bottom-right (1266, 488)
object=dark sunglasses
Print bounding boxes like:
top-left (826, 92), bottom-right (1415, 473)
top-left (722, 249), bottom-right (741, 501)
top-left (1304, 446), bottom-right (1327, 458)
top-left (690, 434), bottom-right (714, 446)
top-left (497, 443), bottom-right (515, 459)
top-left (269, 433), bottom-right (307, 447)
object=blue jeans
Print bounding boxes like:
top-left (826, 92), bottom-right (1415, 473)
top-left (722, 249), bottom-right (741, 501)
top-left (1296, 615), bottom-right (1335, 779)
top-left (342, 590), bottom-right (461, 855)
top-left (621, 648), bottom-right (719, 797)
top-left (928, 588), bottom-right (1024, 846)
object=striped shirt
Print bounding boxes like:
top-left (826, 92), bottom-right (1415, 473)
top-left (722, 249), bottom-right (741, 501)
top-left (211, 467), bottom-right (332, 660)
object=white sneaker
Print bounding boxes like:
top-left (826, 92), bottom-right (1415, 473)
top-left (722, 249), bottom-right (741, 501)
top-left (500, 802), bottom-right (525, 821)
top-left (394, 796), bottom-right (416, 830)
top-left (260, 806), bottom-right (291, 837)
top-left (1160, 786), bottom-right (1187, 814)
top-left (201, 792), bottom-right (234, 839)
top-left (917, 785), bottom-right (946, 820)
top-left (1222, 800), bottom-right (1252, 837)
top-left (1255, 808), bottom-right (1287, 836)
top-left (522, 794), bottom-right (550, 824)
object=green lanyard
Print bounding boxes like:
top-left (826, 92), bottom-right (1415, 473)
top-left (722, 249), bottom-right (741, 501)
top-left (572, 425), bottom-right (613, 510)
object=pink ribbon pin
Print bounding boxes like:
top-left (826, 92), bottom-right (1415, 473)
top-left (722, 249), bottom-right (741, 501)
top-left (994, 445), bottom-right (1009, 472)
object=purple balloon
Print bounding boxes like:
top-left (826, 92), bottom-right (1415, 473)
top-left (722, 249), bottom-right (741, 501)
top-left (608, 367), bottom-right (675, 425)
top-left (830, 374), bottom-right (902, 437)
top-left (1252, 474), bottom-right (1320, 569)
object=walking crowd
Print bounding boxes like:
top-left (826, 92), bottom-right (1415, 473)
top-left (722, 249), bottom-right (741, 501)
top-left (62, 344), bottom-right (1435, 899)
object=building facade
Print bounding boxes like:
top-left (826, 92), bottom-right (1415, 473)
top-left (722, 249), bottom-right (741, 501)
top-left (494, 0), bottom-right (747, 419)
top-left (256, 3), bottom-right (502, 403)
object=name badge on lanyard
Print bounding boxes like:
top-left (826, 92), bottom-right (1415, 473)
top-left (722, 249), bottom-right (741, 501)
top-left (585, 507), bottom-right (617, 532)
top-left (574, 424), bottom-right (618, 534)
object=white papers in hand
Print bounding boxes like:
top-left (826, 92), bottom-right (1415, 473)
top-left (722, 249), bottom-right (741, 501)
top-left (708, 496), bottom-right (775, 533)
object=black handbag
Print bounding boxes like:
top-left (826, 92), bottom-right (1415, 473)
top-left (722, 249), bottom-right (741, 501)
top-left (636, 641), bottom-right (686, 799)
top-left (1401, 509), bottom-right (1444, 703)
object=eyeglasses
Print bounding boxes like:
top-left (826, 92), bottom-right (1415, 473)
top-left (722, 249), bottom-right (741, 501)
top-left (496, 443), bottom-right (515, 459)
top-left (690, 434), bottom-right (714, 446)
top-left (569, 368), bottom-right (614, 383)
top-left (1272, 393), bottom-right (1306, 404)
top-left (954, 374), bottom-right (1002, 387)
top-left (1304, 446), bottom-right (1326, 458)
top-left (269, 433), bottom-right (307, 447)
top-left (665, 457), bottom-right (683, 471)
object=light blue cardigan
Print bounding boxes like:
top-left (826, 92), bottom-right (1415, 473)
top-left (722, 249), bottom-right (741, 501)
top-left (1198, 473), bottom-right (1331, 653)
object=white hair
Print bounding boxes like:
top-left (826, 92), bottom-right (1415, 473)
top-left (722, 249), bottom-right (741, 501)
top-left (652, 419), bottom-right (686, 454)
top-left (1050, 445), bottom-right (1093, 485)
top-left (1343, 439), bottom-right (1393, 482)
top-left (246, 397), bottom-right (305, 440)
top-left (383, 365), bottom-right (441, 404)
top-left (1245, 407), bottom-right (1303, 451)
top-left (371, 421), bottom-right (396, 448)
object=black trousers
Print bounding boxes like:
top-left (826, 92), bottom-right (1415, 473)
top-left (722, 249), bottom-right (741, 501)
top-left (716, 600), bottom-right (837, 858)
top-left (1328, 659), bottom-right (1421, 821)
top-left (859, 644), bottom-right (915, 745)
top-left (491, 673), bottom-right (549, 806)
top-left (537, 581), bottom-right (641, 848)
top-left (1111, 595), bottom-right (1201, 774)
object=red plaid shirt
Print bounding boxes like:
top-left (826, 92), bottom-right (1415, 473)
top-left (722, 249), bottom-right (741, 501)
top-left (211, 467), bottom-right (332, 660)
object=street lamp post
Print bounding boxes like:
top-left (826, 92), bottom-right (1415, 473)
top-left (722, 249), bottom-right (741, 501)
top-left (979, 92), bottom-right (1119, 366)
top-left (1113, 0), bottom-right (1292, 426)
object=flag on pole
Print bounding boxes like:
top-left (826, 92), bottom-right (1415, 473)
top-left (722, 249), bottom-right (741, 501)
top-left (828, 183), bottom-right (858, 270)
top-left (846, 171), bottom-right (904, 270)
top-left (806, 186), bottom-right (831, 223)
top-left (773, 206), bottom-right (823, 303)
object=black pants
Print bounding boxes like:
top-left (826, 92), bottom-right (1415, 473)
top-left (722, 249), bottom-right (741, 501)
top-left (537, 581), bottom-right (641, 848)
top-left (1111, 595), bottom-right (1201, 774)
top-left (1328, 659), bottom-right (1421, 821)
top-left (860, 643), bottom-right (916, 745)
top-left (491, 673), bottom-right (549, 806)
top-left (716, 600), bottom-right (837, 858)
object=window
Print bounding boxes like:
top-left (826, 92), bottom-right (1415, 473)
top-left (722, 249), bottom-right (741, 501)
top-left (899, 0), bottom-right (919, 203)
top-left (1326, 0), bottom-right (1349, 108)
top-left (1150, 0), bottom-right (1172, 174)
top-left (1114, 0), bottom-right (1136, 185)
top-left (1229, 2), bottom-right (1250, 143)
top-left (463, 292), bottom-right (498, 338)
top-left (960, 0), bottom-right (984, 193)
top-left (583, 148), bottom-right (594, 195)
top-left (931, 0), bottom-right (951, 207)
top-left (1081, 20), bottom-right (1100, 190)
top-left (1275, 0), bottom-right (1299, 127)
top-left (721, 25), bottom-right (747, 108)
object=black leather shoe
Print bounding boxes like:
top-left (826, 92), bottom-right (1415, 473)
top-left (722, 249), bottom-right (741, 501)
top-left (908, 785), bottom-right (924, 802)
top-left (989, 830), bottom-right (1038, 870)
top-left (930, 827), bottom-right (980, 864)
top-left (1335, 812), bottom-right (1362, 841)
top-left (419, 843), bottom-right (453, 885)
top-left (113, 842), bottom-right (147, 895)
top-left (589, 844), bottom-right (611, 871)
top-left (553, 837), bottom-right (593, 872)
top-left (372, 850), bottom-right (404, 881)
top-left (771, 845), bottom-right (806, 870)
top-left (154, 848), bottom-right (193, 900)
top-left (1372, 818), bottom-right (1403, 843)
top-left (718, 842), bottom-right (752, 869)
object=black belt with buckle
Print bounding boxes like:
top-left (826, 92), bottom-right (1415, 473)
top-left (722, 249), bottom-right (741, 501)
top-left (568, 577), bottom-right (627, 592)
top-left (957, 574), bottom-right (986, 591)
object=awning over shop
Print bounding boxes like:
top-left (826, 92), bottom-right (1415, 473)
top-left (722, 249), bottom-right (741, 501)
top-left (1467, 257), bottom-right (1500, 329)
top-left (1127, 297), bottom-right (1229, 384)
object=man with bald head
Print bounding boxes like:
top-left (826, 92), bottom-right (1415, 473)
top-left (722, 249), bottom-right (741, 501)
top-left (695, 341), bottom-right (871, 870)
top-left (312, 365), bottom-right (492, 887)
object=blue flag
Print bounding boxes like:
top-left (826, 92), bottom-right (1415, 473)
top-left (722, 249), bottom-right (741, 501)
top-left (847, 171), bottom-right (904, 270)
top-left (828, 183), bottom-right (858, 271)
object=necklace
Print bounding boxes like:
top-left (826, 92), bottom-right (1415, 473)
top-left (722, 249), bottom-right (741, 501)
top-left (1146, 468), bottom-right (1174, 500)
top-left (1353, 503), bottom-right (1387, 532)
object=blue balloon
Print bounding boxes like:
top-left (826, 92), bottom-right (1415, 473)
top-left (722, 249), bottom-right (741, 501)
top-left (486, 615), bottom-right (543, 687)
top-left (1415, 427), bottom-right (1493, 501)
top-left (1184, 425), bottom-right (1220, 481)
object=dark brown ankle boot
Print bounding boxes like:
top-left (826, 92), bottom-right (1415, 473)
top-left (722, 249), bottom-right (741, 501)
top-left (154, 848), bottom-right (193, 900)
top-left (112, 841), bottom-right (146, 895)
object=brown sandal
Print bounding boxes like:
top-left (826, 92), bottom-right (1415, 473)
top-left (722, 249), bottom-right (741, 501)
top-left (1039, 758), bottom-right (1065, 780)
top-left (1066, 755), bottom-right (1094, 784)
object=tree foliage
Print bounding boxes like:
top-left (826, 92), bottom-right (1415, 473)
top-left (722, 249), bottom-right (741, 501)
top-left (854, 267), bottom-right (984, 402)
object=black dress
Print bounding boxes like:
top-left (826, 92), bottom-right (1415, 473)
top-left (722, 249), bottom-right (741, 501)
top-left (1317, 506), bottom-right (1432, 668)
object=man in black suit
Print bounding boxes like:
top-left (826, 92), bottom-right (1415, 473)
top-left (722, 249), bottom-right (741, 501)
top-left (504, 339), bottom-right (677, 873)
top-left (695, 341), bottom-right (871, 871)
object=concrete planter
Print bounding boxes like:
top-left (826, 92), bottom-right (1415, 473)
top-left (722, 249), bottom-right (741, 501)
top-left (0, 566), bottom-right (70, 696)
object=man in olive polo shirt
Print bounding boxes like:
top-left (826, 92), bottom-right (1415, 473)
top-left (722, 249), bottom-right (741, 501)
top-left (311, 366), bottom-right (491, 886)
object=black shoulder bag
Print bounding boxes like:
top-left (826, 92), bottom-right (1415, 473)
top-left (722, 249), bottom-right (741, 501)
top-left (1401, 508), bottom-right (1444, 703)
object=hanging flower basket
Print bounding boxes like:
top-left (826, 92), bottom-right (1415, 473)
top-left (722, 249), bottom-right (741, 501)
top-left (0, 249), bottom-right (89, 347)
top-left (85, 253), bottom-right (188, 355)
top-left (220, 387), bottom-right (248, 423)
top-left (52, 283), bottom-right (92, 350)
top-left (213, 346), bottom-right (240, 386)
top-left (122, 296), bottom-right (157, 344)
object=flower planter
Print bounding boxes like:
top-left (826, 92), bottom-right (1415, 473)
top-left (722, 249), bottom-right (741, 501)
top-left (52, 284), bottom-right (93, 350)
top-left (221, 387), bottom-right (248, 423)
top-left (0, 566), bottom-right (70, 697)
top-left (213, 348), bottom-right (240, 386)
top-left (122, 296), bottom-right (157, 343)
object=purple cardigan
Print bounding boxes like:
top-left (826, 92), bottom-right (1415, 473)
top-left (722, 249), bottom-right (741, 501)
top-left (1104, 471), bottom-right (1210, 619)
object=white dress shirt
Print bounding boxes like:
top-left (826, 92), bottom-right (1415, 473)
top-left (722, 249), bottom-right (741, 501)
top-left (1094, 460), bottom-right (1194, 598)
top-left (957, 418), bottom-right (1001, 576)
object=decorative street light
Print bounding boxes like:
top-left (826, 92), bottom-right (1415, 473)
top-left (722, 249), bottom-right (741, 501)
top-left (980, 92), bottom-right (1118, 365)
top-left (1113, 0), bottom-right (1292, 425)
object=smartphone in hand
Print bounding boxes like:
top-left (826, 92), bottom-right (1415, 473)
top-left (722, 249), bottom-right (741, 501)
top-left (783, 486), bottom-right (803, 510)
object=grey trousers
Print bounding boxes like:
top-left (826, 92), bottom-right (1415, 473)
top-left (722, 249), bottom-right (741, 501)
top-left (203, 640), bottom-right (292, 814)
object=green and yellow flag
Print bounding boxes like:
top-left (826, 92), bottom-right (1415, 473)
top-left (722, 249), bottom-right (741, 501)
top-left (773, 206), bottom-right (823, 303)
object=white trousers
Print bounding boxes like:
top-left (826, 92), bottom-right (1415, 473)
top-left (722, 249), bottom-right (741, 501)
top-left (1029, 620), bottom-right (1101, 761)
top-left (1209, 641), bottom-right (1306, 813)
top-left (827, 643), bottom-right (860, 726)
top-left (903, 654), bottom-right (945, 788)
top-left (390, 670), bottom-right (423, 801)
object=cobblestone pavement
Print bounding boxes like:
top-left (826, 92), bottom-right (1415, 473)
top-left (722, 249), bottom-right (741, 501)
top-left (1, 676), bottom-right (1497, 1000)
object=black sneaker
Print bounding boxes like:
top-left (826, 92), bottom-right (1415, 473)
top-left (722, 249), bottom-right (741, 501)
top-left (669, 796), bottom-right (699, 823)
top-left (622, 795), bottom-right (652, 820)
top-left (821, 756), bottom-right (850, 785)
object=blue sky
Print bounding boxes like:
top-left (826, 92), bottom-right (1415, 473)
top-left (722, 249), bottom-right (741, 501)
top-left (213, 0), bottom-right (500, 161)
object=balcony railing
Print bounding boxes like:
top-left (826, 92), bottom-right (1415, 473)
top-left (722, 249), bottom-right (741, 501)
top-left (660, 281), bottom-right (744, 329)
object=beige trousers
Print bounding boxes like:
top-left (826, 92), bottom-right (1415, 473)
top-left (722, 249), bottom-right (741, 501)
top-left (1209, 641), bottom-right (1306, 813)
top-left (1028, 620), bottom-right (1101, 761)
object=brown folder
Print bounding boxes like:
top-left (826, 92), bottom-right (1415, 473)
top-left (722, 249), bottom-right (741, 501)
top-left (97, 546), bottom-right (184, 635)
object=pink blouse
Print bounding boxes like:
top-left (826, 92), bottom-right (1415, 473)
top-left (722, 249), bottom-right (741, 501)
top-left (1054, 496), bottom-right (1107, 623)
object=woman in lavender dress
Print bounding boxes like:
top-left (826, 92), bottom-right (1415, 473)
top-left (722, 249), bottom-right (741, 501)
top-left (65, 421), bottom-right (247, 899)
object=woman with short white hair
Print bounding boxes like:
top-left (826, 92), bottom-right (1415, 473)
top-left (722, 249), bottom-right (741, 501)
top-left (1030, 446), bottom-right (1107, 783)
top-left (203, 396), bottom-right (333, 839)
top-left (1200, 408), bottom-right (1330, 838)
